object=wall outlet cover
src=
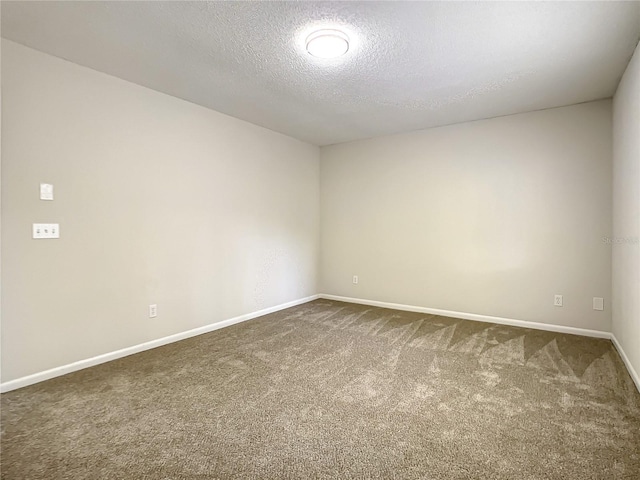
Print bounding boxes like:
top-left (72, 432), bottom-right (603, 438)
top-left (593, 297), bottom-right (604, 311)
top-left (554, 294), bottom-right (563, 307)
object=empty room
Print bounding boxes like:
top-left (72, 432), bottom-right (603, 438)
top-left (1, 1), bottom-right (639, 478)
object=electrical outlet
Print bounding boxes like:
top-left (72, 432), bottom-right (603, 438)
top-left (554, 295), bottom-right (563, 307)
top-left (149, 304), bottom-right (157, 318)
top-left (352, 275), bottom-right (359, 285)
top-left (593, 297), bottom-right (604, 311)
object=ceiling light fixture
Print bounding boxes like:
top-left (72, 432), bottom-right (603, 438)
top-left (306, 29), bottom-right (350, 58)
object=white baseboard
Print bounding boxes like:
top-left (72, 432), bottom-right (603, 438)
top-left (0, 294), bottom-right (319, 393)
top-left (5, 293), bottom-right (637, 395)
top-left (610, 334), bottom-right (640, 393)
top-left (318, 294), bottom-right (611, 339)
top-left (320, 294), bottom-right (640, 393)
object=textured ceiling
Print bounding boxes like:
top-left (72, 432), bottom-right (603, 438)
top-left (2, 1), bottom-right (639, 146)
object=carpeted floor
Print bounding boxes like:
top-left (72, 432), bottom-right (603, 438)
top-left (2, 299), bottom-right (639, 479)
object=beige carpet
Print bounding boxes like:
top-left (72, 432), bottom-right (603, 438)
top-left (2, 299), bottom-right (639, 479)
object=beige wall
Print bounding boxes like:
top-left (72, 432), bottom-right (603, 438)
top-left (1, 40), bottom-right (320, 382)
top-left (612, 43), bottom-right (640, 377)
top-left (320, 100), bottom-right (612, 331)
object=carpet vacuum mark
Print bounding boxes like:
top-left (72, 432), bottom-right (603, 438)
top-left (2, 299), bottom-right (639, 479)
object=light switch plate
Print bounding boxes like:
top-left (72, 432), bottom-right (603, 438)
top-left (40, 183), bottom-right (54, 200)
top-left (33, 223), bottom-right (60, 239)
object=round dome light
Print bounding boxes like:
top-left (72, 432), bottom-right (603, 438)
top-left (306, 29), bottom-right (349, 58)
